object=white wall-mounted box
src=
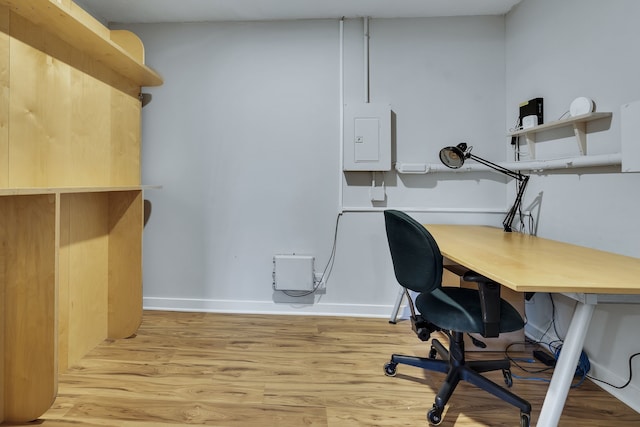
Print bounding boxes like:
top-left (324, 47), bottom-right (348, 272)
top-left (343, 103), bottom-right (392, 171)
top-left (272, 254), bottom-right (315, 291)
top-left (621, 101), bottom-right (640, 172)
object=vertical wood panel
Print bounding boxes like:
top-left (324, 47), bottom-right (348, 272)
top-left (110, 30), bottom-right (145, 63)
top-left (8, 15), bottom-right (71, 187)
top-left (0, 7), bottom-right (8, 421)
top-left (70, 66), bottom-right (111, 186)
top-left (57, 194), bottom-right (70, 372)
top-left (110, 89), bottom-right (141, 186)
top-left (0, 5), bottom-right (9, 188)
top-left (108, 191), bottom-right (143, 338)
top-left (0, 209), bottom-right (3, 422)
top-left (63, 193), bottom-right (109, 368)
top-left (0, 195), bottom-right (57, 422)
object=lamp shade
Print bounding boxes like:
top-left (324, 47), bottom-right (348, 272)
top-left (439, 143), bottom-right (469, 169)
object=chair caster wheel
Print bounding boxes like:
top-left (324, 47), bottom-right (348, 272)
top-left (427, 405), bottom-right (443, 425)
top-left (503, 369), bottom-right (513, 387)
top-left (383, 362), bottom-right (397, 377)
top-left (428, 347), bottom-right (437, 359)
top-left (520, 412), bottom-right (531, 427)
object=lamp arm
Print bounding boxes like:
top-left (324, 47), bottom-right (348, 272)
top-left (468, 154), bottom-right (524, 181)
top-left (502, 175), bottom-right (530, 232)
top-left (445, 147), bottom-right (530, 232)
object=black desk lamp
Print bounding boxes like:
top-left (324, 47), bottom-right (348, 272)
top-left (439, 143), bottom-right (529, 232)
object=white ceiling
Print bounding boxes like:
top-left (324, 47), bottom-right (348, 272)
top-left (74, 0), bottom-right (522, 25)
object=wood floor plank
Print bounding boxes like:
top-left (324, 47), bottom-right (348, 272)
top-left (63, 396), bottom-right (327, 426)
top-left (9, 311), bottom-right (639, 427)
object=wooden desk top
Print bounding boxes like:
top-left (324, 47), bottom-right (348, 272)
top-left (426, 224), bottom-right (640, 294)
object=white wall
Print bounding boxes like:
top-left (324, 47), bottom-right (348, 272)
top-left (123, 16), bottom-right (508, 317)
top-left (120, 0), bottom-right (640, 412)
top-left (506, 0), bottom-right (640, 410)
top-left (133, 20), bottom-right (344, 312)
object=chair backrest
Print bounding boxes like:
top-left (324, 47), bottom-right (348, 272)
top-left (384, 210), bottom-right (443, 294)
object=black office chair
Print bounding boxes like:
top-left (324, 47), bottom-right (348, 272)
top-left (383, 210), bottom-right (531, 427)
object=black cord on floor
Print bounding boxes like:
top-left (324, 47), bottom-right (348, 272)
top-left (587, 352), bottom-right (640, 390)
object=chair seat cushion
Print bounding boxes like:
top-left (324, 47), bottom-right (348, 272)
top-left (416, 287), bottom-right (524, 335)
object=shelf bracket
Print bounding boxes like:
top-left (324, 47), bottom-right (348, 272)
top-left (573, 122), bottom-right (587, 155)
top-left (524, 132), bottom-right (536, 160)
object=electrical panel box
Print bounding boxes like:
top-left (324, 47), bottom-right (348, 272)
top-left (343, 103), bottom-right (392, 171)
top-left (272, 254), bottom-right (315, 291)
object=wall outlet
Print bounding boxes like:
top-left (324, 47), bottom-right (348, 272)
top-left (370, 185), bottom-right (386, 202)
top-left (313, 272), bottom-right (327, 294)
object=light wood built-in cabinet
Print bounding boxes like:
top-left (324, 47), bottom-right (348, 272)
top-left (0, 0), bottom-right (162, 422)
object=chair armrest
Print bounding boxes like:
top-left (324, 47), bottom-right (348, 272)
top-left (463, 270), bottom-right (501, 338)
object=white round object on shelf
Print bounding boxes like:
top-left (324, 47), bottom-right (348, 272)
top-left (569, 97), bottom-right (594, 117)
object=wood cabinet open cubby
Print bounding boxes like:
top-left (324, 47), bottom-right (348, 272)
top-left (0, 0), bottom-right (163, 422)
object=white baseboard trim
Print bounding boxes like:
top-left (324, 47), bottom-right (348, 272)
top-left (588, 360), bottom-right (640, 413)
top-left (143, 297), bottom-right (398, 318)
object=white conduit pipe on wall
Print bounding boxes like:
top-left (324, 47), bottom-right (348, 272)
top-left (395, 153), bottom-right (622, 174)
top-left (341, 206), bottom-right (508, 213)
top-left (363, 17), bottom-right (370, 104)
top-left (346, 153), bottom-right (623, 214)
top-left (502, 153), bottom-right (621, 172)
top-left (338, 18), bottom-right (345, 214)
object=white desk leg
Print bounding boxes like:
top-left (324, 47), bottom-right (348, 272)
top-left (389, 286), bottom-right (406, 323)
top-left (537, 301), bottom-right (595, 427)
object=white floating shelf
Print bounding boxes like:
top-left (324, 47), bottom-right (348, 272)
top-left (508, 112), bottom-right (612, 159)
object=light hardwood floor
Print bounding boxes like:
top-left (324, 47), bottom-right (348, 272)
top-left (10, 311), bottom-right (640, 426)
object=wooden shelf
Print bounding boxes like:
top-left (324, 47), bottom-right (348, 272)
top-left (508, 112), bottom-right (612, 159)
top-left (0, 0), bottom-right (163, 87)
top-left (0, 185), bottom-right (161, 197)
top-left (509, 112), bottom-right (612, 136)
